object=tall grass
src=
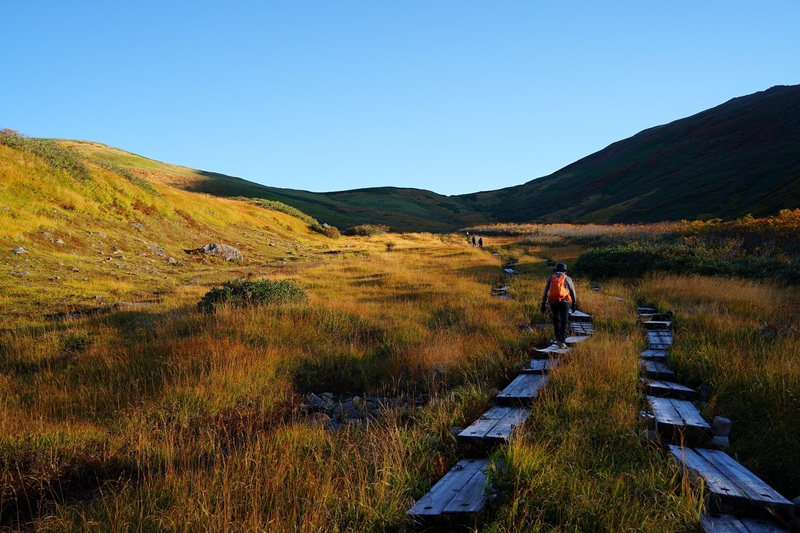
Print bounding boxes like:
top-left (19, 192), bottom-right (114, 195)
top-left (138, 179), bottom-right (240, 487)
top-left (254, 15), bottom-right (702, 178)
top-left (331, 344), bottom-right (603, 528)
top-left (636, 274), bottom-right (800, 495)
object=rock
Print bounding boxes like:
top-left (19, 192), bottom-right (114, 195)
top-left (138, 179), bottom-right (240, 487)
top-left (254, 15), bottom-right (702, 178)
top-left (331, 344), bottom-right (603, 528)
top-left (56, 239), bottom-right (65, 245)
top-left (792, 495), bottom-right (800, 512)
top-left (12, 247), bottom-right (27, 254)
top-left (308, 412), bottom-right (333, 429)
top-left (150, 245), bottom-right (166, 257)
top-left (185, 243), bottom-right (243, 262)
top-left (1, 206), bottom-right (9, 211)
top-left (131, 222), bottom-right (145, 231)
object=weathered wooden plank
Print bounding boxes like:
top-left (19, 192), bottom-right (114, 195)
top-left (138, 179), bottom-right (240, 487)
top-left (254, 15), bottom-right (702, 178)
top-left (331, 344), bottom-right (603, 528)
top-left (570, 322), bottom-right (596, 335)
top-left (641, 348), bottom-right (670, 359)
top-left (693, 448), bottom-right (795, 520)
top-left (670, 446), bottom-right (750, 515)
top-left (496, 374), bottom-right (547, 405)
top-left (638, 306), bottom-right (656, 312)
top-left (522, 358), bottom-right (557, 374)
top-left (644, 379), bottom-right (696, 400)
top-left (569, 310), bottom-right (593, 322)
top-left (700, 513), bottom-right (790, 532)
top-left (642, 320), bottom-right (674, 330)
top-left (641, 360), bottom-right (676, 379)
top-left (458, 406), bottom-right (529, 443)
top-left (647, 396), bottom-right (711, 437)
top-left (407, 458), bottom-right (489, 517)
top-left (534, 344), bottom-right (570, 357)
top-left (647, 331), bottom-right (674, 349)
top-left (565, 335), bottom-right (591, 344)
top-left (491, 285), bottom-right (511, 293)
top-left (670, 446), bottom-right (794, 520)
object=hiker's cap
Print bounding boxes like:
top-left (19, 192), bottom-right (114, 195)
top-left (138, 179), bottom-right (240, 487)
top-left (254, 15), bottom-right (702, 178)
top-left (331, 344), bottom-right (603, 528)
top-left (555, 263), bottom-right (568, 272)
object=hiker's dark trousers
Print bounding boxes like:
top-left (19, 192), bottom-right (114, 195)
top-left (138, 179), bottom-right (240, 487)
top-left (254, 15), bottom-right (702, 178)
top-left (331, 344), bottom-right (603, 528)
top-left (549, 301), bottom-right (571, 344)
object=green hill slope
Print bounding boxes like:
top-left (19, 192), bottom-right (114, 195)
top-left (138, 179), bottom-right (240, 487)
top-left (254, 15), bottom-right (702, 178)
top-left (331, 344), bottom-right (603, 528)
top-left (0, 134), bottom-right (327, 324)
top-left (459, 84), bottom-right (800, 223)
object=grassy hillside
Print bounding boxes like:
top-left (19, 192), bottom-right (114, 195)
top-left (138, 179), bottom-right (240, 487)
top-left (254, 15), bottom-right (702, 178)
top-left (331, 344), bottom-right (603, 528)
top-left (14, 84), bottom-right (797, 235)
top-left (58, 140), bottom-right (487, 233)
top-left (1, 136), bottom-right (797, 530)
top-left (0, 133), bottom-right (332, 326)
top-left (459, 84), bottom-right (800, 223)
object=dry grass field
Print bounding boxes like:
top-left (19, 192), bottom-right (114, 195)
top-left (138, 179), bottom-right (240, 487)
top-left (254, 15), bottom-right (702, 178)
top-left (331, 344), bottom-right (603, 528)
top-left (2, 135), bottom-right (798, 531)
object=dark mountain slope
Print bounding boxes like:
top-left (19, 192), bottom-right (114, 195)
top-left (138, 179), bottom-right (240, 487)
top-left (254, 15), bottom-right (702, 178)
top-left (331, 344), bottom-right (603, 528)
top-left (459, 85), bottom-right (800, 223)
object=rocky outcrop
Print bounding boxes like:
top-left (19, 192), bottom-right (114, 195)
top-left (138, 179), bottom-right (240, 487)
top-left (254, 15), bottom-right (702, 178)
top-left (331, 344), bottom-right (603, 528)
top-left (184, 243), bottom-right (243, 262)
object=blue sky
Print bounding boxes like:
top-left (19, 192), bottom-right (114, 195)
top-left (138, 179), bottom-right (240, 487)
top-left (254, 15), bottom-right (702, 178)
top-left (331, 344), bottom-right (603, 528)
top-left (4, 2), bottom-right (799, 196)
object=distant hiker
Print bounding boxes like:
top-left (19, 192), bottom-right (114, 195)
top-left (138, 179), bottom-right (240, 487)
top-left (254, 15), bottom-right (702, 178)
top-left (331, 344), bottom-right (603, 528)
top-left (472, 234), bottom-right (477, 247)
top-left (478, 237), bottom-right (483, 248)
top-left (540, 263), bottom-right (577, 348)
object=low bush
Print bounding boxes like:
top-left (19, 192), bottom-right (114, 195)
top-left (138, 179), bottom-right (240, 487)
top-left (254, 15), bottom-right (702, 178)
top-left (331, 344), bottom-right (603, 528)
top-left (574, 243), bottom-right (800, 283)
top-left (198, 279), bottom-right (307, 312)
top-left (345, 224), bottom-right (390, 236)
top-left (310, 222), bottom-right (341, 239)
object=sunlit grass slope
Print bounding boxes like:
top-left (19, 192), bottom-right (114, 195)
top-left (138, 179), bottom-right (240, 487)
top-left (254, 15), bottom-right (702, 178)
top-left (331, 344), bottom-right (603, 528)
top-left (60, 140), bottom-right (488, 233)
top-left (0, 136), bottom-right (325, 326)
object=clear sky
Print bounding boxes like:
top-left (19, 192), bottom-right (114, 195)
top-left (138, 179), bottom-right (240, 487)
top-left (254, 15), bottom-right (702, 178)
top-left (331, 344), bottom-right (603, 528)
top-left (4, 2), bottom-right (799, 196)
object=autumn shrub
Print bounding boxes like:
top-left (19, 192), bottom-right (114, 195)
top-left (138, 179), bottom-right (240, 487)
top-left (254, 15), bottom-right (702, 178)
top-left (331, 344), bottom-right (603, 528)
top-left (345, 224), bottom-right (390, 236)
top-left (198, 279), bottom-right (307, 312)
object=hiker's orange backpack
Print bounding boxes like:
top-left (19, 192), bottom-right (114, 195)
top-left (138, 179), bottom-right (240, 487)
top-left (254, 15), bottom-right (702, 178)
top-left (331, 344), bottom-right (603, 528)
top-left (548, 273), bottom-right (572, 302)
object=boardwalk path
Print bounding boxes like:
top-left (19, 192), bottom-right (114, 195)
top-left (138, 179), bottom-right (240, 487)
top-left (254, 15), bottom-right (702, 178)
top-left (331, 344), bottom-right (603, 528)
top-left (406, 257), bottom-right (595, 527)
top-left (638, 307), bottom-right (795, 531)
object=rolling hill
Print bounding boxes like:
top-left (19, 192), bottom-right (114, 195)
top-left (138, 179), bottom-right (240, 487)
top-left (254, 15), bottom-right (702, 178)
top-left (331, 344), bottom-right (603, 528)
top-left (458, 84), bottom-right (800, 223)
top-left (6, 84), bottom-right (799, 232)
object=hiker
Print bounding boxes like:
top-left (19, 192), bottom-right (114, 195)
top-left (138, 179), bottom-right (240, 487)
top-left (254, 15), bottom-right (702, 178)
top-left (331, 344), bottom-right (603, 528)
top-left (478, 237), bottom-right (483, 248)
top-left (472, 234), bottom-right (477, 247)
top-left (540, 262), bottom-right (577, 348)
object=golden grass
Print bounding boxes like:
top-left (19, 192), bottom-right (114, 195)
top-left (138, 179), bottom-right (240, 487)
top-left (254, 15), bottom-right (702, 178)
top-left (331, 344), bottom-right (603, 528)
top-left (1, 146), bottom-right (796, 530)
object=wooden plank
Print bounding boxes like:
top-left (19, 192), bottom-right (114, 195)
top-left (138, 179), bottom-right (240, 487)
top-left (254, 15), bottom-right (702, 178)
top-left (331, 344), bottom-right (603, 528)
top-left (570, 322), bottom-right (595, 335)
top-left (641, 360), bottom-right (676, 379)
top-left (521, 358), bottom-right (557, 374)
top-left (458, 406), bottom-right (529, 443)
top-left (648, 396), bottom-right (710, 428)
top-left (407, 458), bottom-right (489, 517)
top-left (670, 446), bottom-right (750, 515)
top-left (700, 513), bottom-right (790, 532)
top-left (693, 448), bottom-right (795, 520)
top-left (534, 344), bottom-right (570, 356)
top-left (569, 310), bottom-right (593, 321)
top-left (638, 306), bottom-right (656, 313)
top-left (641, 349), bottom-right (670, 359)
top-left (565, 335), bottom-right (591, 344)
top-left (670, 446), bottom-right (794, 519)
top-left (642, 320), bottom-right (674, 330)
top-left (644, 379), bottom-right (696, 400)
top-left (496, 374), bottom-right (547, 405)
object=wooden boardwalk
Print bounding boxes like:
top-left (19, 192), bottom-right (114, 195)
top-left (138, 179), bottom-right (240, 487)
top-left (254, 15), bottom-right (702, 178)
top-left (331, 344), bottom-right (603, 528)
top-left (521, 358), bottom-right (557, 374)
top-left (670, 446), bottom-right (794, 520)
top-left (407, 458), bottom-right (490, 518)
top-left (641, 359), bottom-right (676, 379)
top-left (700, 513), bottom-right (790, 532)
top-left (458, 406), bottom-right (529, 444)
top-left (407, 266), bottom-right (597, 522)
top-left (643, 379), bottom-right (696, 400)
top-left (641, 348), bottom-right (669, 359)
top-left (637, 306), bottom-right (794, 532)
top-left (646, 395), bottom-right (711, 439)
top-left (496, 374), bottom-right (548, 405)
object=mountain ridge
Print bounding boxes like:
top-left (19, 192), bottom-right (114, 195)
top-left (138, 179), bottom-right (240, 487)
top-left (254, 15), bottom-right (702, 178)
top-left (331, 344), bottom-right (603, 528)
top-left (9, 84), bottom-right (800, 231)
